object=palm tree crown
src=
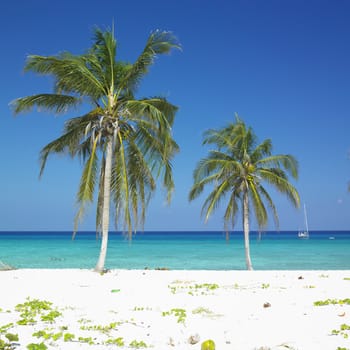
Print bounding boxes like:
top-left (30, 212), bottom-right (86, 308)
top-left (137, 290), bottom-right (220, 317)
top-left (189, 116), bottom-right (300, 269)
top-left (12, 27), bottom-right (180, 271)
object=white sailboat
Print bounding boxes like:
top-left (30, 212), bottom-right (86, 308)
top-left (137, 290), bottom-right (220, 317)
top-left (298, 204), bottom-right (309, 239)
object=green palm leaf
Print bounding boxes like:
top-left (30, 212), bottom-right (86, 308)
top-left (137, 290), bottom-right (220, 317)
top-left (120, 30), bottom-right (180, 93)
top-left (74, 138), bottom-right (99, 234)
top-left (11, 94), bottom-right (80, 114)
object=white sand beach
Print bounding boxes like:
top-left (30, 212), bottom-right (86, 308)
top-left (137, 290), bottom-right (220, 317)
top-left (0, 269), bottom-right (349, 349)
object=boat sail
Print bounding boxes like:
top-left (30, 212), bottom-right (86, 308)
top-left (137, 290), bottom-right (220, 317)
top-left (298, 204), bottom-right (309, 239)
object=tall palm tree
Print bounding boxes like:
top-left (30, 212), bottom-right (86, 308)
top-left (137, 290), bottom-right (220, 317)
top-left (189, 116), bottom-right (300, 270)
top-left (12, 27), bottom-right (180, 272)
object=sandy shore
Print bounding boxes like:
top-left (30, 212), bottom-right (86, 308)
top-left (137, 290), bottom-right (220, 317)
top-left (0, 269), bottom-right (350, 349)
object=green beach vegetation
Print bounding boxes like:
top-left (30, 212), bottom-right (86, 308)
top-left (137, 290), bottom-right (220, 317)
top-left (0, 298), bottom-right (153, 349)
top-left (168, 281), bottom-right (219, 295)
top-left (12, 27), bottom-right (180, 272)
top-left (162, 308), bottom-right (187, 324)
top-left (0, 322), bottom-right (18, 350)
top-left (189, 116), bottom-right (300, 270)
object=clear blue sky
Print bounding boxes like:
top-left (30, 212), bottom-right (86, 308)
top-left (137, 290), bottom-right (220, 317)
top-left (1, 0), bottom-right (349, 231)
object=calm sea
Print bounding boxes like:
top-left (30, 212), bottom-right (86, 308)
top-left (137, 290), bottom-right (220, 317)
top-left (0, 231), bottom-right (349, 270)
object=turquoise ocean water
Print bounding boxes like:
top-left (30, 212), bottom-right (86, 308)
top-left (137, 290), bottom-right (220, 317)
top-left (0, 231), bottom-right (349, 270)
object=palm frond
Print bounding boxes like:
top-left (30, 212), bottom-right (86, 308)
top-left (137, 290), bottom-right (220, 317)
top-left (77, 138), bottom-right (99, 203)
top-left (192, 153), bottom-right (238, 185)
top-left (248, 182), bottom-right (268, 228)
top-left (201, 180), bottom-right (231, 222)
top-left (119, 30), bottom-right (180, 93)
top-left (39, 128), bottom-right (82, 177)
top-left (250, 139), bottom-right (272, 162)
top-left (126, 139), bottom-right (156, 228)
top-left (39, 108), bottom-right (104, 177)
top-left (257, 154), bottom-right (298, 179)
top-left (91, 28), bottom-right (116, 85)
top-left (258, 185), bottom-right (279, 229)
top-left (139, 97), bottom-right (178, 126)
top-left (132, 118), bottom-right (178, 203)
top-left (203, 128), bottom-right (234, 149)
top-left (259, 168), bottom-right (300, 207)
top-left (223, 190), bottom-right (240, 230)
top-left (74, 138), bottom-right (99, 234)
top-left (11, 94), bottom-right (80, 114)
top-left (123, 98), bottom-right (177, 132)
top-left (25, 54), bottom-right (107, 98)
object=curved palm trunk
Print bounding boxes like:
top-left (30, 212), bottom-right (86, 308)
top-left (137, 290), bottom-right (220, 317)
top-left (94, 137), bottom-right (113, 272)
top-left (243, 191), bottom-right (253, 270)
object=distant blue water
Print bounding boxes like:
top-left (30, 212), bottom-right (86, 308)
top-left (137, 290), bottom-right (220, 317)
top-left (0, 231), bottom-right (349, 270)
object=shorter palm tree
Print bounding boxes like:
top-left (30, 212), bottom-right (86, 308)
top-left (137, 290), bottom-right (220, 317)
top-left (189, 115), bottom-right (300, 270)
